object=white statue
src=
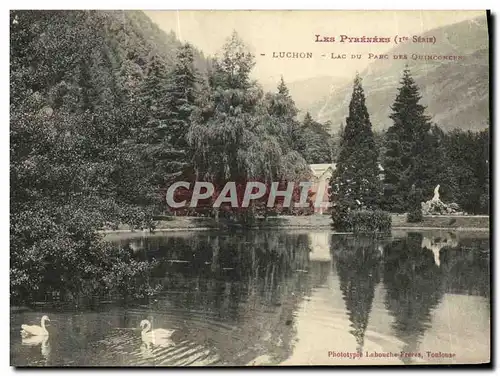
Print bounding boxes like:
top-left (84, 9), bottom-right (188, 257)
top-left (432, 184), bottom-right (440, 202)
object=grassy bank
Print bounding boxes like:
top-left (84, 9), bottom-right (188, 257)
top-left (391, 214), bottom-right (489, 230)
top-left (100, 214), bottom-right (489, 234)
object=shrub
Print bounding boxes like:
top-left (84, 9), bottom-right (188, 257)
top-left (331, 202), bottom-right (352, 232)
top-left (407, 209), bottom-right (423, 223)
top-left (333, 209), bottom-right (392, 233)
top-left (407, 186), bottom-right (423, 223)
top-left (10, 204), bottom-right (161, 306)
top-left (351, 210), bottom-right (392, 233)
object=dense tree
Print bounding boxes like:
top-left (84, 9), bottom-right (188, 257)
top-left (299, 112), bottom-right (334, 164)
top-left (330, 74), bottom-right (382, 229)
top-left (165, 43), bottom-right (199, 151)
top-left (188, 32), bottom-right (263, 184)
top-left (441, 128), bottom-right (489, 214)
top-left (265, 78), bottom-right (333, 164)
top-left (265, 76), bottom-right (302, 153)
top-left (136, 43), bottom-right (199, 195)
top-left (382, 67), bottom-right (489, 214)
top-left (382, 67), bottom-right (443, 212)
top-left (187, 32), bottom-right (310, 220)
top-left (331, 123), bottom-right (344, 161)
top-left (10, 10), bottom-right (197, 302)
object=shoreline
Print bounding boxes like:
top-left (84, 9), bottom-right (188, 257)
top-left (99, 214), bottom-right (490, 235)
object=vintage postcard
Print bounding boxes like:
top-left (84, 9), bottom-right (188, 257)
top-left (10, 10), bottom-right (490, 367)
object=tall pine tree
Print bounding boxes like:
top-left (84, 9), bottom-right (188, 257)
top-left (137, 44), bottom-right (199, 191)
top-left (165, 43), bottom-right (199, 152)
top-left (330, 74), bottom-right (381, 229)
top-left (383, 67), bottom-right (434, 212)
top-left (265, 76), bottom-right (301, 154)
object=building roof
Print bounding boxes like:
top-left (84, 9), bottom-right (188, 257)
top-left (310, 163), bottom-right (336, 179)
top-left (309, 162), bottom-right (384, 178)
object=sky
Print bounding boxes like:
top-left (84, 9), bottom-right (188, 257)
top-left (144, 10), bottom-right (486, 86)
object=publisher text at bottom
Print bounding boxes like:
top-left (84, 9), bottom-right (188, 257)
top-left (327, 351), bottom-right (457, 360)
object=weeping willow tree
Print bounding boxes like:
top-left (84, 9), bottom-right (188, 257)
top-left (188, 32), bottom-right (309, 221)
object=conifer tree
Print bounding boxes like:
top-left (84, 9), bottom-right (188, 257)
top-left (330, 74), bottom-right (381, 229)
top-left (276, 76), bottom-right (296, 111)
top-left (135, 54), bottom-right (174, 195)
top-left (139, 54), bottom-right (171, 144)
top-left (300, 112), bottom-right (333, 163)
top-left (383, 67), bottom-right (432, 212)
top-left (161, 43), bottom-right (199, 179)
top-left (165, 43), bottom-right (199, 151)
top-left (265, 76), bottom-right (301, 153)
top-left (138, 45), bottom-right (199, 189)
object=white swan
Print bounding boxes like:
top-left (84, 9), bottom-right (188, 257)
top-left (21, 315), bottom-right (50, 338)
top-left (140, 319), bottom-right (175, 347)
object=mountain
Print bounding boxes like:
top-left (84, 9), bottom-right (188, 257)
top-left (10, 10), bottom-right (208, 107)
top-left (314, 16), bottom-right (489, 132)
top-left (285, 76), bottom-right (349, 118)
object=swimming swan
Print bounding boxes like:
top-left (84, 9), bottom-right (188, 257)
top-left (140, 319), bottom-right (175, 346)
top-left (21, 315), bottom-right (50, 338)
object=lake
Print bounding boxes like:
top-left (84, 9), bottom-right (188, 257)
top-left (10, 229), bottom-right (490, 366)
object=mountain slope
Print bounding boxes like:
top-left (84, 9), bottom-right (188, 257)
top-left (315, 16), bottom-right (489, 132)
top-left (285, 76), bottom-right (349, 117)
top-left (10, 10), bottom-right (207, 109)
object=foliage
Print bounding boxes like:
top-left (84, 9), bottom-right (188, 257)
top-left (331, 74), bottom-right (382, 229)
top-left (136, 43), bottom-right (199, 197)
top-left (10, 203), bottom-right (161, 305)
top-left (407, 210), bottom-right (423, 223)
top-left (381, 66), bottom-right (489, 215)
top-left (382, 67), bottom-right (436, 212)
top-left (332, 209), bottom-right (391, 233)
top-left (187, 32), bottom-right (311, 220)
top-left (299, 112), bottom-right (334, 163)
top-left (406, 185), bottom-right (423, 223)
top-left (350, 210), bottom-right (392, 233)
top-left (264, 77), bottom-right (302, 156)
top-left (440, 128), bottom-right (489, 214)
top-left (9, 10), bottom-right (190, 303)
top-left (10, 11), bottom-right (490, 305)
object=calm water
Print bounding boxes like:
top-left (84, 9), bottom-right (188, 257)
top-left (11, 229), bottom-right (490, 366)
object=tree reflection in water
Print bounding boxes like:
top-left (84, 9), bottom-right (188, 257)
top-left (331, 235), bottom-right (383, 353)
top-left (439, 236), bottom-right (490, 298)
top-left (119, 230), bottom-right (315, 365)
top-left (383, 232), bottom-right (444, 363)
top-left (11, 230), bottom-right (489, 366)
